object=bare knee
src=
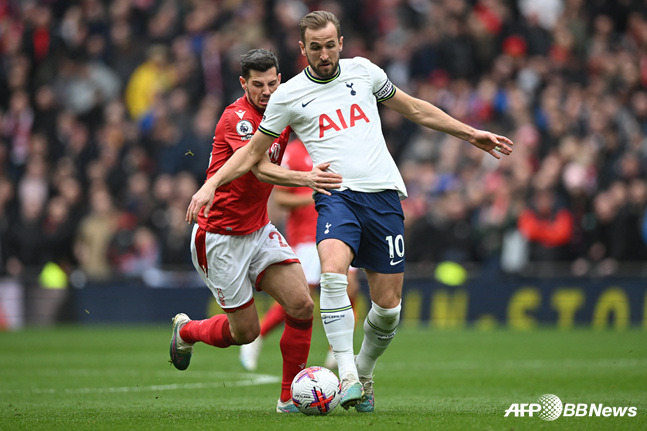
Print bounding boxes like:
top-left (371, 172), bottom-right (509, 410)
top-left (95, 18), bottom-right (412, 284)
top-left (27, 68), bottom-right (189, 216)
top-left (283, 293), bottom-right (314, 320)
top-left (371, 293), bottom-right (401, 309)
top-left (230, 322), bottom-right (260, 345)
top-left (366, 271), bottom-right (403, 309)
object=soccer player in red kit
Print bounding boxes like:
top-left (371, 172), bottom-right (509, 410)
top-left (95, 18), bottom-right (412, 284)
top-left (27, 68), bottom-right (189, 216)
top-left (240, 138), bottom-right (360, 371)
top-left (169, 49), bottom-right (341, 413)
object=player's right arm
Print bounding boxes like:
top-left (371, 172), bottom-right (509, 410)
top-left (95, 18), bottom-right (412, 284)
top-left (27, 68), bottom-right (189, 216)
top-left (185, 130), bottom-right (274, 223)
top-left (252, 156), bottom-right (341, 195)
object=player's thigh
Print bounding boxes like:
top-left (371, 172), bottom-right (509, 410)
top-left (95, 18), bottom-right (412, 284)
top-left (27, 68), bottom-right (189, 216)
top-left (317, 238), bottom-right (355, 274)
top-left (355, 194), bottom-right (405, 273)
top-left (249, 223), bottom-right (314, 319)
top-left (190, 225), bottom-right (255, 310)
top-left (365, 269), bottom-right (403, 309)
top-left (260, 262), bottom-right (314, 319)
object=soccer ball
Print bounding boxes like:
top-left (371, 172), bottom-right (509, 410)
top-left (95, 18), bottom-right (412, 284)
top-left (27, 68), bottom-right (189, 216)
top-left (290, 366), bottom-right (341, 415)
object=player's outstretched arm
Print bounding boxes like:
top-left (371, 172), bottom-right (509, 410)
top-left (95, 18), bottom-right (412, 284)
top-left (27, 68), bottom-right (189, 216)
top-left (185, 131), bottom-right (273, 223)
top-left (253, 157), bottom-right (342, 195)
top-left (382, 87), bottom-right (514, 158)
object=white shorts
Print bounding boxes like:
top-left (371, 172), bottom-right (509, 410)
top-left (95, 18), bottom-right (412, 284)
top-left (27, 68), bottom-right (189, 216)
top-left (293, 242), bottom-right (358, 287)
top-left (191, 223), bottom-right (299, 311)
top-left (293, 242), bottom-right (320, 286)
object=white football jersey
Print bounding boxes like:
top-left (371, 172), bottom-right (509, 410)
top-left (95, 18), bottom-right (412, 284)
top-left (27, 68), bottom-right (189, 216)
top-left (259, 57), bottom-right (407, 199)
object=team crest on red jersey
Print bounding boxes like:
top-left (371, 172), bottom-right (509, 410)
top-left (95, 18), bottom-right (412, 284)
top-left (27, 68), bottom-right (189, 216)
top-left (268, 142), bottom-right (281, 163)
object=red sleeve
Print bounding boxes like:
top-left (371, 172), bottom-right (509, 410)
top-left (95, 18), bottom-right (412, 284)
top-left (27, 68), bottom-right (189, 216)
top-left (224, 110), bottom-right (259, 152)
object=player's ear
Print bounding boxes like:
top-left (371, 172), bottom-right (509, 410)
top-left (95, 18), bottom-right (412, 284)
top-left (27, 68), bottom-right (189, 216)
top-left (299, 41), bottom-right (306, 56)
top-left (277, 73), bottom-right (282, 85)
top-left (339, 36), bottom-right (343, 52)
top-left (239, 76), bottom-right (246, 90)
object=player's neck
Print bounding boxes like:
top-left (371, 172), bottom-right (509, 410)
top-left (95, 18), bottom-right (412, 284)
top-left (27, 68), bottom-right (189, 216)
top-left (306, 65), bottom-right (340, 81)
top-left (244, 94), bottom-right (265, 114)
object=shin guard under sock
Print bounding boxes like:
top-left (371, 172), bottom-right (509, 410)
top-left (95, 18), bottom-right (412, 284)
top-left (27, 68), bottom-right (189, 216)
top-left (279, 314), bottom-right (313, 401)
top-left (180, 314), bottom-right (236, 348)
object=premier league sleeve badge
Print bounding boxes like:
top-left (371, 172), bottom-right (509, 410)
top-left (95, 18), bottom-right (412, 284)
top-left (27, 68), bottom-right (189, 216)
top-left (236, 120), bottom-right (254, 140)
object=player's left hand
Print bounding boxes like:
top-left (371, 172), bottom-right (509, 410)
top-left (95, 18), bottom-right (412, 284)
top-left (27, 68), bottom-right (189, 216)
top-left (470, 130), bottom-right (514, 159)
top-left (306, 163), bottom-right (342, 195)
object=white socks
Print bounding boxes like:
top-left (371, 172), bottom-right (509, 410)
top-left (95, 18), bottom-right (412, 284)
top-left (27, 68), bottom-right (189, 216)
top-left (356, 301), bottom-right (401, 379)
top-left (319, 272), bottom-right (356, 379)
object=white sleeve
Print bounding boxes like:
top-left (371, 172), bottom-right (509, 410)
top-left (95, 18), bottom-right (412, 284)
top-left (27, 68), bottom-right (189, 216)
top-left (258, 86), bottom-right (291, 138)
top-left (355, 57), bottom-right (396, 102)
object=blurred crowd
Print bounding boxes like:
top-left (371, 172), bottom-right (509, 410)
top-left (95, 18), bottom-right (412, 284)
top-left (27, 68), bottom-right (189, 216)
top-left (1, 0), bottom-right (646, 283)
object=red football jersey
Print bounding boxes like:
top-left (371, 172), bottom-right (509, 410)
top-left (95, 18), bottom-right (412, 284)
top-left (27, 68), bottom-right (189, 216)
top-left (198, 96), bottom-right (290, 235)
top-left (276, 139), bottom-right (318, 245)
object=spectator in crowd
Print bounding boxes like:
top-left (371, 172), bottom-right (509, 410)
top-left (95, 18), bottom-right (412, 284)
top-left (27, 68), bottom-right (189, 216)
top-left (518, 187), bottom-right (574, 262)
top-left (41, 195), bottom-right (77, 272)
top-left (73, 185), bottom-right (121, 280)
top-left (111, 224), bottom-right (160, 277)
top-left (1, 0), bottom-right (647, 282)
top-left (124, 45), bottom-right (176, 120)
top-left (5, 189), bottom-right (46, 277)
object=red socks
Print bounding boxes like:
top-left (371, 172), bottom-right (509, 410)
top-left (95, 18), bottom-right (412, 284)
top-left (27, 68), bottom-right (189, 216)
top-left (179, 312), bottom-right (312, 403)
top-left (180, 314), bottom-right (236, 348)
top-left (279, 314), bottom-right (313, 402)
top-left (260, 302), bottom-right (286, 337)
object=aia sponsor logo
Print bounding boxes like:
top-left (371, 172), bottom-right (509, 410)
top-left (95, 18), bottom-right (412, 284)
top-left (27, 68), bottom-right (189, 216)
top-left (318, 103), bottom-right (369, 138)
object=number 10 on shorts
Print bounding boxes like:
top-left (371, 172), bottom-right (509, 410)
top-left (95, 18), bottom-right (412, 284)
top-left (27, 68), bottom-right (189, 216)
top-left (385, 235), bottom-right (404, 259)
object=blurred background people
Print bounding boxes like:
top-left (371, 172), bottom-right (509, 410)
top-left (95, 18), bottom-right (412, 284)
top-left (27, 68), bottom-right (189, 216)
top-left (1, 0), bottom-right (646, 284)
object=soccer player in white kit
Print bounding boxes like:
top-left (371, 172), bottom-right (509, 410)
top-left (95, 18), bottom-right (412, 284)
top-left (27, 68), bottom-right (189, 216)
top-left (239, 138), bottom-right (361, 372)
top-left (186, 11), bottom-right (514, 412)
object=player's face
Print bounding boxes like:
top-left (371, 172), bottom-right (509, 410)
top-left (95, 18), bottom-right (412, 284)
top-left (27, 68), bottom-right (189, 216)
top-left (240, 67), bottom-right (281, 112)
top-left (299, 22), bottom-right (343, 80)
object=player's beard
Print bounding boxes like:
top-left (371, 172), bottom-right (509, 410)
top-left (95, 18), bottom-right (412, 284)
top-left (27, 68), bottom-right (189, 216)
top-left (307, 55), bottom-right (339, 80)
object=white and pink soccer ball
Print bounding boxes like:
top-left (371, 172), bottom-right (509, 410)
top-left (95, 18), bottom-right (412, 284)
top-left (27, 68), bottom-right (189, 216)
top-left (290, 366), bottom-right (341, 415)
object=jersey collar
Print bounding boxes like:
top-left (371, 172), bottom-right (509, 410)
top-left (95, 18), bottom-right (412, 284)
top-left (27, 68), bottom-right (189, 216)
top-left (304, 65), bottom-right (340, 84)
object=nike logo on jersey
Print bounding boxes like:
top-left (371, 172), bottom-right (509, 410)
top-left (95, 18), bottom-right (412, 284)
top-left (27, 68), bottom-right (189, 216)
top-left (235, 110), bottom-right (245, 119)
top-left (390, 259), bottom-right (403, 266)
top-left (301, 97), bottom-right (316, 107)
top-left (323, 317), bottom-right (343, 325)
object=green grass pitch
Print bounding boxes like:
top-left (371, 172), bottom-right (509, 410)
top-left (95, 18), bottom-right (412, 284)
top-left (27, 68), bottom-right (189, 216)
top-left (2, 323), bottom-right (646, 430)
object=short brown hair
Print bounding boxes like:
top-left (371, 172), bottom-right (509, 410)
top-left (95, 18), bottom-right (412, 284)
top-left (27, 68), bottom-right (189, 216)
top-left (298, 10), bottom-right (341, 43)
top-left (240, 49), bottom-right (279, 79)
